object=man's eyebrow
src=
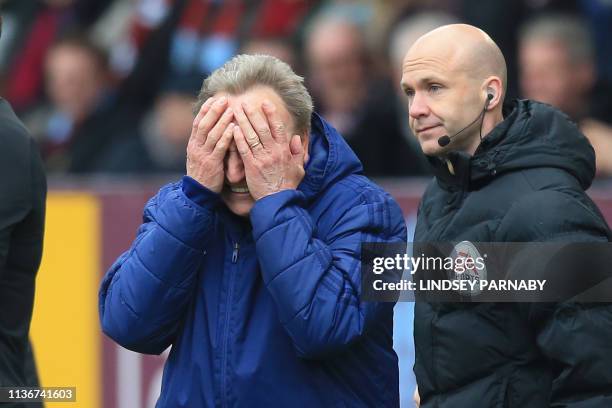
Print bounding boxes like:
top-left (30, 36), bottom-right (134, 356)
top-left (400, 75), bottom-right (446, 92)
top-left (418, 76), bottom-right (446, 84)
top-left (401, 75), bottom-right (446, 92)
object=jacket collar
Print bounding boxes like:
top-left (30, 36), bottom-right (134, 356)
top-left (426, 100), bottom-right (519, 191)
top-left (298, 113), bottom-right (363, 201)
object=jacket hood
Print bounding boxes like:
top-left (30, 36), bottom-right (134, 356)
top-left (429, 99), bottom-right (596, 190)
top-left (298, 113), bottom-right (363, 200)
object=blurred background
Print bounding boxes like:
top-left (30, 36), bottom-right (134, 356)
top-left (1, 0), bottom-right (611, 407)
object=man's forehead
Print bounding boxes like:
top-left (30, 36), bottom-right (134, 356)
top-left (401, 57), bottom-right (454, 85)
top-left (403, 56), bottom-right (450, 73)
top-left (401, 43), bottom-right (467, 82)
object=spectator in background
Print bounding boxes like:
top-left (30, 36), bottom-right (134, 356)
top-left (304, 9), bottom-right (428, 177)
top-left (108, 0), bottom-right (318, 116)
top-left (4, 0), bottom-right (320, 145)
top-left (241, 37), bottom-right (298, 71)
top-left (0, 0), bottom-right (116, 113)
top-left (580, 0), bottom-right (612, 86)
top-left (102, 73), bottom-right (201, 174)
top-left (25, 34), bottom-right (140, 173)
top-left (519, 13), bottom-right (612, 178)
top-left (135, 75), bottom-right (199, 172)
top-left (305, 12), bottom-right (367, 135)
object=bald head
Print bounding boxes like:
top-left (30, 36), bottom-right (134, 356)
top-left (400, 24), bottom-right (507, 156)
top-left (407, 24), bottom-right (507, 96)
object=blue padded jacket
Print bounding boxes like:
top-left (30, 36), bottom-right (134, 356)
top-left (99, 114), bottom-right (406, 407)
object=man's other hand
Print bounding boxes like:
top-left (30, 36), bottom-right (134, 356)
top-left (186, 96), bottom-right (235, 192)
top-left (233, 100), bottom-right (306, 200)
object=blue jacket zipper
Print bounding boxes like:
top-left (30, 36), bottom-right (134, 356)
top-left (221, 242), bottom-right (239, 408)
top-left (231, 242), bottom-right (239, 263)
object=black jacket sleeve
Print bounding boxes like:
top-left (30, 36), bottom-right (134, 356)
top-left (0, 99), bottom-right (46, 389)
top-left (498, 190), bottom-right (612, 407)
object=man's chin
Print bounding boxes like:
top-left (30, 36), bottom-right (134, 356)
top-left (229, 205), bottom-right (253, 217)
top-left (221, 192), bottom-right (255, 217)
top-left (420, 138), bottom-right (446, 157)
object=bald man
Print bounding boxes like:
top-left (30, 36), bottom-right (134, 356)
top-left (401, 25), bottom-right (612, 407)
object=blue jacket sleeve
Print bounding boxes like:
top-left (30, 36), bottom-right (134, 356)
top-left (99, 177), bottom-right (219, 354)
top-left (249, 184), bottom-right (406, 359)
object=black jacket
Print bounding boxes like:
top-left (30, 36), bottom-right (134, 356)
top-left (0, 98), bottom-right (46, 398)
top-left (414, 100), bottom-right (612, 407)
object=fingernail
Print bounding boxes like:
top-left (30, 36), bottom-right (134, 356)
top-left (217, 96), bottom-right (227, 105)
top-left (226, 107), bottom-right (233, 115)
top-left (262, 100), bottom-right (274, 110)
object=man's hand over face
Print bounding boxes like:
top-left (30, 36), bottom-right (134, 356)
top-left (232, 100), bottom-right (306, 200)
top-left (186, 97), bottom-right (235, 193)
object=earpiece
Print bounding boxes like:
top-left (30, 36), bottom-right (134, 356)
top-left (485, 93), bottom-right (494, 110)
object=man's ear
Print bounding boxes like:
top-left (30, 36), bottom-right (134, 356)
top-left (483, 76), bottom-right (503, 111)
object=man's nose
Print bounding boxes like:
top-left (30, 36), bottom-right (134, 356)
top-left (225, 150), bottom-right (245, 184)
top-left (409, 92), bottom-right (430, 119)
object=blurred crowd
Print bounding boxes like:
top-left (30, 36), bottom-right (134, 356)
top-left (1, 0), bottom-right (611, 179)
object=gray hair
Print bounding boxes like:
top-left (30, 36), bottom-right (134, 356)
top-left (519, 13), bottom-right (594, 64)
top-left (195, 54), bottom-right (314, 135)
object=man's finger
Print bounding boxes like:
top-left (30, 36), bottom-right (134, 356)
top-left (240, 102), bottom-right (275, 148)
top-left (234, 104), bottom-right (266, 155)
top-left (203, 107), bottom-right (234, 152)
top-left (262, 100), bottom-right (289, 143)
top-left (289, 135), bottom-right (304, 161)
top-left (190, 97), bottom-right (216, 142)
top-left (212, 123), bottom-right (235, 159)
top-left (195, 96), bottom-right (228, 145)
top-left (233, 125), bottom-right (255, 160)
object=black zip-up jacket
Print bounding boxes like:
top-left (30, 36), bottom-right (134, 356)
top-left (414, 100), bottom-right (612, 407)
top-left (0, 98), bottom-right (46, 403)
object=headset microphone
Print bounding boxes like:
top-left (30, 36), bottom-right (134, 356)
top-left (437, 93), bottom-right (493, 147)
